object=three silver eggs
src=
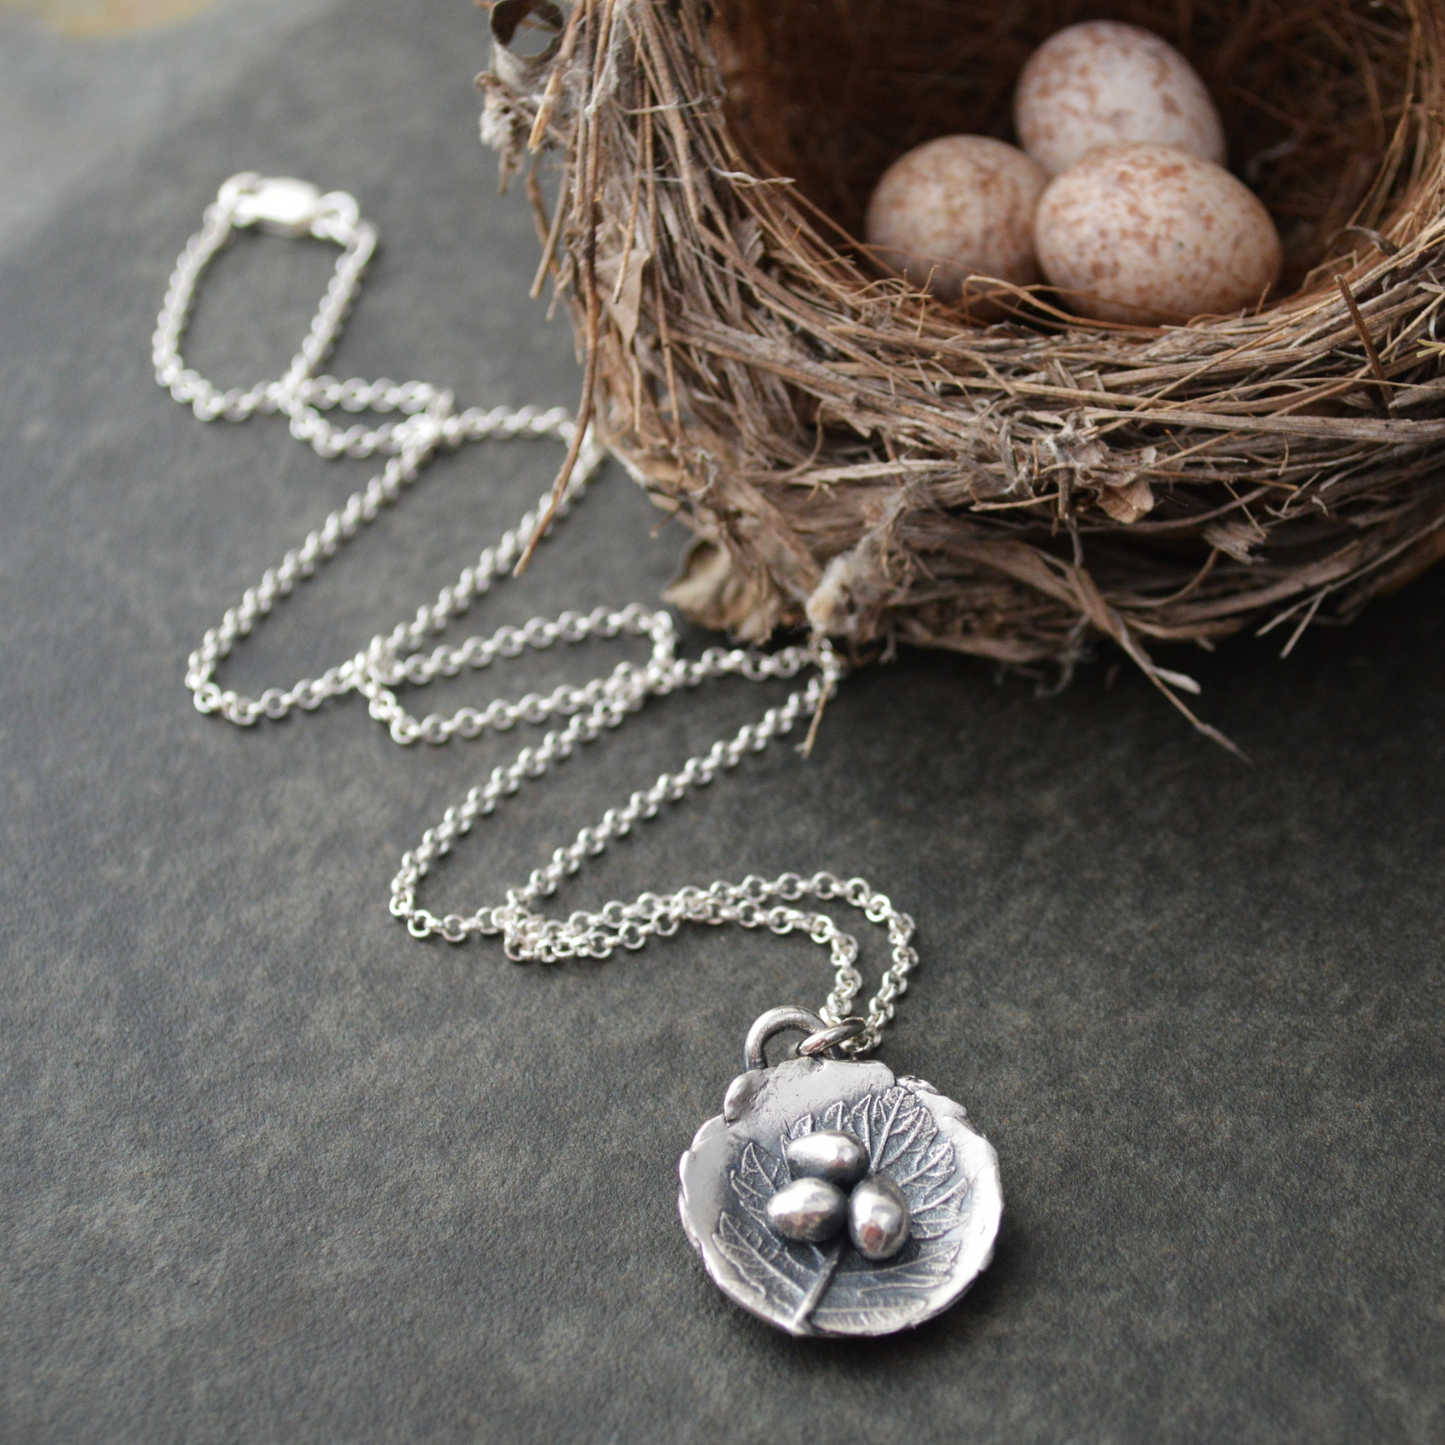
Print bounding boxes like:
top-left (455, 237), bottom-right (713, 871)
top-left (763, 1129), bottom-right (912, 1261)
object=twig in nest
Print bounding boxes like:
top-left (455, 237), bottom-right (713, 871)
top-left (1330, 224), bottom-right (1401, 257)
top-left (1335, 272), bottom-right (1392, 408)
top-left (798, 666), bottom-right (835, 759)
top-left (517, 223), bottom-right (600, 575)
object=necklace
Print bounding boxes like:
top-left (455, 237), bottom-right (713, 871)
top-left (154, 172), bottom-right (1003, 1338)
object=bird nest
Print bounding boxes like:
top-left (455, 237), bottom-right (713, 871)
top-left (479, 0), bottom-right (1445, 733)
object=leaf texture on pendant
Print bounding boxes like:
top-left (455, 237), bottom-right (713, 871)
top-left (679, 1057), bottom-right (1001, 1337)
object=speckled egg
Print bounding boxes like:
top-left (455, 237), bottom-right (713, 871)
top-left (1034, 143), bottom-right (1282, 324)
top-left (865, 135), bottom-right (1049, 317)
top-left (1015, 20), bottom-right (1226, 176)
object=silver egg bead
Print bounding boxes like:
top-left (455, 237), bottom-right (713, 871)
top-left (848, 1175), bottom-right (911, 1261)
top-left (764, 1177), bottom-right (848, 1244)
top-left (784, 1129), bottom-right (870, 1188)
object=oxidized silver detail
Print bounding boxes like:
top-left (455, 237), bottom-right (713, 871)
top-left (679, 1015), bottom-right (1002, 1338)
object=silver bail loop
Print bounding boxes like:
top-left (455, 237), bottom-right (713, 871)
top-left (744, 1007), bottom-right (827, 1070)
top-left (743, 1006), bottom-right (865, 1070)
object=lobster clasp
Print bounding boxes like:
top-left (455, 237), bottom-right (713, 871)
top-left (221, 174), bottom-right (360, 241)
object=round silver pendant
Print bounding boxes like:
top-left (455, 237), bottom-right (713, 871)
top-left (678, 1008), bottom-right (1002, 1338)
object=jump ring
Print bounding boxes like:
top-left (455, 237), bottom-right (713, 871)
top-left (797, 1017), bottom-right (868, 1058)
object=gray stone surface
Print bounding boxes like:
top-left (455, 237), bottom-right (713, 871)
top-left (0, 0), bottom-right (338, 255)
top-left (2, 3), bottom-right (1443, 1441)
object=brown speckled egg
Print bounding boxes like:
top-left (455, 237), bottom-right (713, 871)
top-left (1034, 144), bottom-right (1282, 324)
top-left (1015, 21), bottom-right (1226, 176)
top-left (865, 135), bottom-right (1049, 317)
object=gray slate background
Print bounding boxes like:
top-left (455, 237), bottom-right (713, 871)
top-left (2, 3), bottom-right (1443, 1442)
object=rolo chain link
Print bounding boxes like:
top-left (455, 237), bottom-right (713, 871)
top-left (158, 174), bottom-right (919, 1053)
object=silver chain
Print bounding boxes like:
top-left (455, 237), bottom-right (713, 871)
top-left (156, 173), bottom-right (918, 1053)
